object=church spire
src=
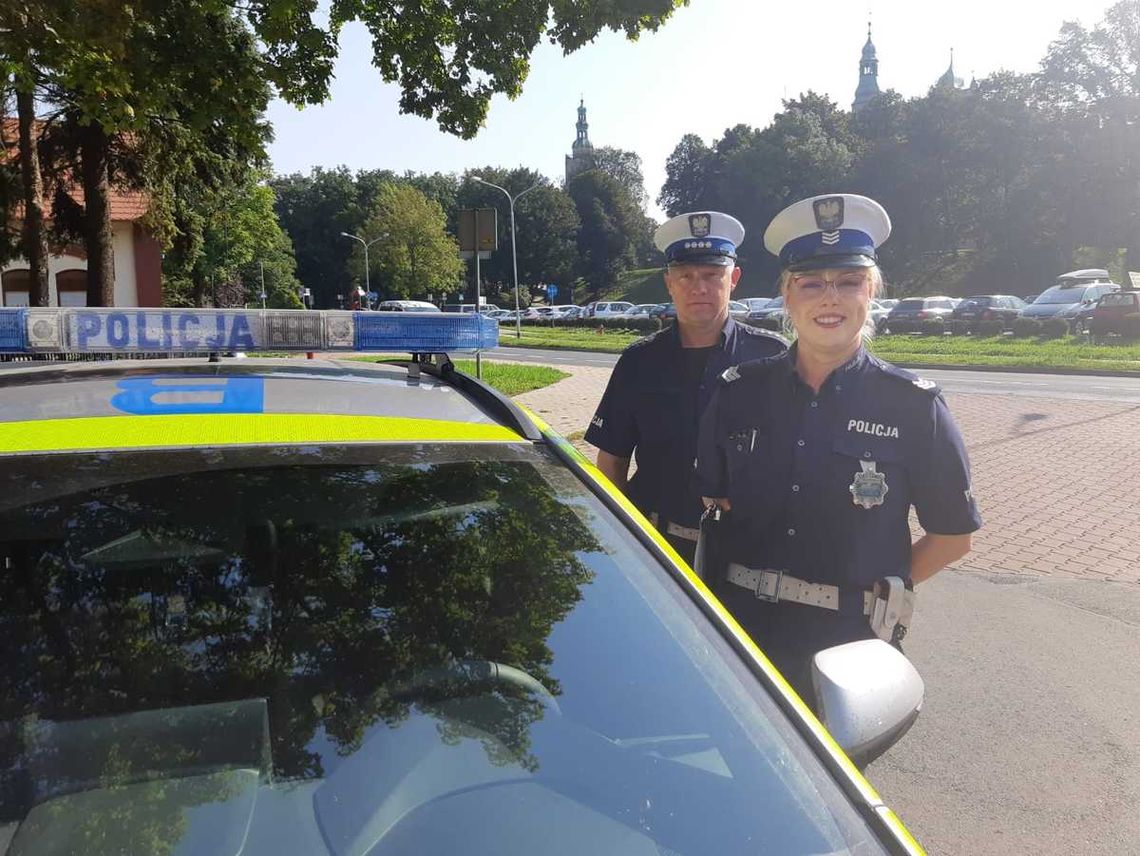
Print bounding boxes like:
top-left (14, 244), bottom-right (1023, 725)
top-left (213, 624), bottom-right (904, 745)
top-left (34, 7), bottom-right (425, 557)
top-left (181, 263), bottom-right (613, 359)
top-left (565, 98), bottom-right (596, 183)
top-left (852, 16), bottom-right (881, 115)
top-left (936, 48), bottom-right (961, 89)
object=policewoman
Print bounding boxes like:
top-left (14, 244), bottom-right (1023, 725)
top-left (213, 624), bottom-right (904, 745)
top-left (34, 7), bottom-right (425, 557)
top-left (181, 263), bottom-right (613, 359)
top-left (586, 212), bottom-right (786, 566)
top-left (696, 194), bottom-right (981, 702)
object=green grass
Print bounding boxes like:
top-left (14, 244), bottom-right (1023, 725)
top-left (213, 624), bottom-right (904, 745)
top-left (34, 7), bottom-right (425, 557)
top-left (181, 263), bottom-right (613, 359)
top-left (868, 334), bottom-right (1140, 373)
top-left (350, 356), bottom-right (569, 395)
top-left (497, 328), bottom-right (641, 353)
top-left (496, 326), bottom-right (1140, 373)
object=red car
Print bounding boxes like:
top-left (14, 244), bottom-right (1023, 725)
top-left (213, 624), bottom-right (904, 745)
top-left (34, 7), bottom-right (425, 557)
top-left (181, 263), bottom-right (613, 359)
top-left (1090, 290), bottom-right (1140, 339)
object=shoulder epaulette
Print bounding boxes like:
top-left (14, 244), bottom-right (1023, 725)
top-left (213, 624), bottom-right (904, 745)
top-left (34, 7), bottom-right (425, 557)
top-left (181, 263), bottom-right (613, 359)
top-left (874, 358), bottom-right (941, 395)
top-left (718, 353), bottom-right (783, 385)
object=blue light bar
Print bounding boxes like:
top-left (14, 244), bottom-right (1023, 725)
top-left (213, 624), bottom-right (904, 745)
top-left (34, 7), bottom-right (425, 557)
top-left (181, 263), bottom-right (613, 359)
top-left (0, 308), bottom-right (499, 355)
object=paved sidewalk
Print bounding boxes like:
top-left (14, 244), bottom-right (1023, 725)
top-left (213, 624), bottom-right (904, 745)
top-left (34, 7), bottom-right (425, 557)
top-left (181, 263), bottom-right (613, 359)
top-left (516, 364), bottom-right (1140, 584)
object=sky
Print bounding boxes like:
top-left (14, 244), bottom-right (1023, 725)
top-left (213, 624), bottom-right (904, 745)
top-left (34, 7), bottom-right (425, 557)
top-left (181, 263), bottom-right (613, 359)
top-left (267, 0), bottom-right (1107, 222)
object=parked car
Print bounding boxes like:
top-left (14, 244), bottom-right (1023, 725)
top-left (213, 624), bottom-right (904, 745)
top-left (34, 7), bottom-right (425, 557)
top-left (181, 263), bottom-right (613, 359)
top-left (876, 298), bottom-right (899, 311)
top-left (484, 308), bottom-right (512, 320)
top-left (746, 295), bottom-right (786, 324)
top-left (655, 303), bottom-right (677, 321)
top-left (739, 297), bottom-right (772, 313)
top-left (728, 299), bottom-right (750, 321)
top-left (588, 301), bottom-right (634, 318)
top-left (551, 305), bottom-right (583, 317)
top-left (377, 300), bottom-right (441, 312)
top-left (621, 303), bottom-right (664, 318)
top-left (867, 299), bottom-right (891, 332)
top-left (1089, 289), bottom-right (1140, 338)
top-left (884, 296), bottom-right (956, 332)
top-left (0, 306), bottom-right (926, 855)
top-left (951, 295), bottom-right (1027, 329)
top-left (1020, 279), bottom-right (1118, 320)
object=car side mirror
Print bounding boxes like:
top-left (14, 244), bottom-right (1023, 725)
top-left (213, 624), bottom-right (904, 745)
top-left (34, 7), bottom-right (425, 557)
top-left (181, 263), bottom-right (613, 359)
top-left (811, 639), bottom-right (924, 767)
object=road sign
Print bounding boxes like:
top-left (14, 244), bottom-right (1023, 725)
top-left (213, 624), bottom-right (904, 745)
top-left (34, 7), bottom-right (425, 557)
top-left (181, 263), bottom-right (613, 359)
top-left (545, 283), bottom-right (558, 301)
top-left (458, 208), bottom-right (498, 253)
top-left (1129, 271), bottom-right (1140, 289)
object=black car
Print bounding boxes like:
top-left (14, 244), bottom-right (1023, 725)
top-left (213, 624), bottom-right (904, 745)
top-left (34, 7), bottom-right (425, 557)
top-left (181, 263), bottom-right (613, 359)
top-left (884, 296), bottom-right (956, 332)
top-left (951, 295), bottom-right (1027, 329)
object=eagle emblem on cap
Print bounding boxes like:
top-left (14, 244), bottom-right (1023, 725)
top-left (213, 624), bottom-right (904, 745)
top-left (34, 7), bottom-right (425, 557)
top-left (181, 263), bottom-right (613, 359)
top-left (689, 213), bottom-right (711, 238)
top-left (813, 197), bottom-right (844, 231)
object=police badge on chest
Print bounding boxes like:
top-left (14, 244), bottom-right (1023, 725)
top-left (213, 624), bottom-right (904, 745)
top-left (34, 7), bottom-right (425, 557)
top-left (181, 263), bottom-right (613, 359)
top-left (850, 460), bottom-right (888, 509)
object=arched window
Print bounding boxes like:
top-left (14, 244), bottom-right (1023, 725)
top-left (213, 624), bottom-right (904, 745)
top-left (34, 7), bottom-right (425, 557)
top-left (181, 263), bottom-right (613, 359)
top-left (1, 270), bottom-right (31, 306)
top-left (55, 269), bottom-right (88, 307)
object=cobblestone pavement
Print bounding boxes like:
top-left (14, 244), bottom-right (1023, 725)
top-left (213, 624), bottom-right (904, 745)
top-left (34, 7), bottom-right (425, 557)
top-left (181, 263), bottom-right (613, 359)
top-left (515, 364), bottom-right (1140, 584)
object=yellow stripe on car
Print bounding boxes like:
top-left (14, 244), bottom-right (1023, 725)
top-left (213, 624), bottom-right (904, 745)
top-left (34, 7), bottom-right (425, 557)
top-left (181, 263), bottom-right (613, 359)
top-left (0, 414), bottom-right (521, 454)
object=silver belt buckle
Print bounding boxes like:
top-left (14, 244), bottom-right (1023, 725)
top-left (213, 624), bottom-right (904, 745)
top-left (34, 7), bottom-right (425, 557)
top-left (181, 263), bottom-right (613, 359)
top-left (756, 570), bottom-right (782, 602)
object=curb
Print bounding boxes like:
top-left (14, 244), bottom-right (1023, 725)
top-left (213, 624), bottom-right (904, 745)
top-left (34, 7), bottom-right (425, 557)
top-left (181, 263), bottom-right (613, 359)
top-left (890, 361), bottom-right (1140, 379)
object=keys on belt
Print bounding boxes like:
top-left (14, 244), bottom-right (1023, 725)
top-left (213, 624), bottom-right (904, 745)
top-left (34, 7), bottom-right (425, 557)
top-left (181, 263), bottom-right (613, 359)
top-left (725, 564), bottom-right (915, 645)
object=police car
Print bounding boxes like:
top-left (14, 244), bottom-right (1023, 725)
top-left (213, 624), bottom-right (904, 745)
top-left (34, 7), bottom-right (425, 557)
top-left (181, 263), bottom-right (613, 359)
top-left (0, 307), bottom-right (924, 855)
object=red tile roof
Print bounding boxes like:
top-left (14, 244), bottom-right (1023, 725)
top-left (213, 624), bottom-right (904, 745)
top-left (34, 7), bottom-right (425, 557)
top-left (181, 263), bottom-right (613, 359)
top-left (1, 117), bottom-right (149, 222)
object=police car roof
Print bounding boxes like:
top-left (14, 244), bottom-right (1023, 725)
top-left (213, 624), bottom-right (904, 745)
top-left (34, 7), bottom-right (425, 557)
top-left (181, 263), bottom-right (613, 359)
top-left (0, 357), bottom-right (524, 441)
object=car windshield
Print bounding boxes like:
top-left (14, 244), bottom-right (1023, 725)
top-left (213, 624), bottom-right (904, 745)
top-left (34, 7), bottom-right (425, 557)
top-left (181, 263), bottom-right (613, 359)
top-left (1035, 286), bottom-right (1088, 304)
top-left (1099, 293), bottom-right (1136, 308)
top-left (896, 298), bottom-right (925, 309)
top-left (958, 297), bottom-right (991, 308)
top-left (0, 444), bottom-right (883, 855)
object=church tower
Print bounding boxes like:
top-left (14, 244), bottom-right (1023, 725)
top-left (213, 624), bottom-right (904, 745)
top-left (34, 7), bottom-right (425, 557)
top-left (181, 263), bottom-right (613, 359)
top-left (852, 20), bottom-right (881, 115)
top-left (564, 98), bottom-right (595, 183)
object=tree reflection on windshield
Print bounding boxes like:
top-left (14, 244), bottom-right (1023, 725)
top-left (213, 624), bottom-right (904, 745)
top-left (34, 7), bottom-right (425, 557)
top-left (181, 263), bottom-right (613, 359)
top-left (0, 452), bottom-right (599, 834)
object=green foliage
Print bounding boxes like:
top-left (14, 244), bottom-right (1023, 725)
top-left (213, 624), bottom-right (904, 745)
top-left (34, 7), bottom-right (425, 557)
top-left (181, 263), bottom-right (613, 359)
top-left (566, 169), bottom-right (644, 295)
top-left (162, 176), bottom-right (301, 308)
top-left (357, 182), bottom-right (464, 301)
top-left (1012, 317), bottom-right (1044, 337)
top-left (1042, 317), bottom-right (1071, 339)
top-left (975, 319), bottom-right (1005, 337)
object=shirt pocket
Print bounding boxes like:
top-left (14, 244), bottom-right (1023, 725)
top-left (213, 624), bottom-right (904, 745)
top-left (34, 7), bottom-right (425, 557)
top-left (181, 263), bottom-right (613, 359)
top-left (831, 434), bottom-right (909, 516)
top-left (724, 428), bottom-right (778, 518)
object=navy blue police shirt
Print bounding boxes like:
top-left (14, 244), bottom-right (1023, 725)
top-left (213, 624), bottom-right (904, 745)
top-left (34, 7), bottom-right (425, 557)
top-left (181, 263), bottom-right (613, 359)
top-left (694, 345), bottom-right (982, 676)
top-left (585, 318), bottom-right (787, 533)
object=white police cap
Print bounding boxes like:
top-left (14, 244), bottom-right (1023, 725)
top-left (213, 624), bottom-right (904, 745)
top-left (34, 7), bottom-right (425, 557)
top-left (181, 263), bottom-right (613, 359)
top-left (763, 194), bottom-right (891, 271)
top-left (654, 211), bottom-right (744, 267)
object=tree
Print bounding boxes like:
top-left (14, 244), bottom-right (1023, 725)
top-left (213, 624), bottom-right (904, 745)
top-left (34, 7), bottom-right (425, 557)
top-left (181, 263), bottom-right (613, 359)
top-left (340, 0), bottom-right (686, 138)
top-left (357, 182), bottom-right (463, 300)
top-left (567, 170), bottom-right (642, 295)
top-left (592, 146), bottom-right (648, 209)
top-left (162, 176), bottom-right (301, 308)
top-left (271, 167), bottom-right (365, 308)
top-left (658, 133), bottom-right (714, 216)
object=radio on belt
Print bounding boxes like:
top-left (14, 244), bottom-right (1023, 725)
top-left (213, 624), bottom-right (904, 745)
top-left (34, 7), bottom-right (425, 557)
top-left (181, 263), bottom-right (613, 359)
top-left (0, 308), bottom-right (499, 355)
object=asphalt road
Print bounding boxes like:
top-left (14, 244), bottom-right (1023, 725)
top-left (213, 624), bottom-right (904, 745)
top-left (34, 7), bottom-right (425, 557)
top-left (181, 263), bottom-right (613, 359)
top-left (866, 570), bottom-right (1140, 855)
top-left (484, 346), bottom-right (1140, 403)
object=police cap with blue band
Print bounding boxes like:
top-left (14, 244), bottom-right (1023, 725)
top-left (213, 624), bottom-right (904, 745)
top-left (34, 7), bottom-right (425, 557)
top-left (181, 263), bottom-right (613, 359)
top-left (763, 194), bottom-right (891, 271)
top-left (654, 211), bottom-right (745, 267)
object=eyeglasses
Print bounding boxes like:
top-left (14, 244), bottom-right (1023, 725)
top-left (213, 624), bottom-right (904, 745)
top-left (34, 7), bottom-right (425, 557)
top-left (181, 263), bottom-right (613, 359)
top-left (790, 271), bottom-right (870, 299)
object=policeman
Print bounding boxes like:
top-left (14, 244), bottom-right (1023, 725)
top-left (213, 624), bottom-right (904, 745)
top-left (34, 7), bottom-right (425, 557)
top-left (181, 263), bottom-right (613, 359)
top-left (696, 193), bottom-right (982, 704)
top-left (585, 211), bottom-right (786, 566)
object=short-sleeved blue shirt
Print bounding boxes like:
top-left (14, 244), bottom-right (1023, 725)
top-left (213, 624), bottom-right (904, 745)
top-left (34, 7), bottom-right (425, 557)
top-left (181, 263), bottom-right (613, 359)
top-left (585, 318), bottom-right (786, 532)
top-left (695, 345), bottom-right (982, 670)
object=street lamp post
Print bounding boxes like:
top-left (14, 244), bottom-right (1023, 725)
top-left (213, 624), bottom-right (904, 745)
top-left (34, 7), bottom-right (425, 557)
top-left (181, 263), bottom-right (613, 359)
top-left (340, 231), bottom-right (387, 309)
top-left (471, 176), bottom-right (540, 338)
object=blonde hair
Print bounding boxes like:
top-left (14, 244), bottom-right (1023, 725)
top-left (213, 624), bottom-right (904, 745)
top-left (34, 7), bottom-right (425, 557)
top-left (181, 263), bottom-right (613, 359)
top-left (776, 265), bottom-right (883, 342)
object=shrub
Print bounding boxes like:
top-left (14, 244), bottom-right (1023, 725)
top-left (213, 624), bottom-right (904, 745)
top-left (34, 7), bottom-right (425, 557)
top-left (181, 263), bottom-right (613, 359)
top-left (520, 316), bottom-right (661, 333)
top-left (975, 319), bottom-right (1005, 338)
top-left (1123, 314), bottom-right (1140, 341)
top-left (921, 317), bottom-right (947, 335)
top-left (1012, 317), bottom-right (1043, 337)
top-left (886, 319), bottom-right (914, 334)
top-left (1042, 317), bottom-right (1069, 339)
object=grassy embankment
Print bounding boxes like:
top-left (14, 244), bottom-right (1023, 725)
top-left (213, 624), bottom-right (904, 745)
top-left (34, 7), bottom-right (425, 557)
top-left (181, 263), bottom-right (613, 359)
top-left (500, 327), bottom-right (1140, 372)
